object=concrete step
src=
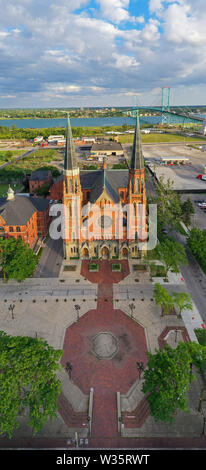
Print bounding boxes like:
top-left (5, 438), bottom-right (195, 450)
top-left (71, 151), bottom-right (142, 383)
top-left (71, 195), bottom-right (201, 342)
top-left (58, 393), bottom-right (88, 428)
top-left (122, 395), bottom-right (150, 428)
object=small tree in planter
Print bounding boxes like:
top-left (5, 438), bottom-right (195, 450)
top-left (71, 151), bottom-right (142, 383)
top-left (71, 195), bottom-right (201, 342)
top-left (172, 292), bottom-right (193, 318)
top-left (144, 238), bottom-right (188, 281)
top-left (153, 283), bottom-right (175, 316)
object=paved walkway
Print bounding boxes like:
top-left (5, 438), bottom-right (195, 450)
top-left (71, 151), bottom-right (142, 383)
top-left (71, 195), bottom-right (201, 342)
top-left (61, 260), bottom-right (148, 442)
top-left (0, 259), bottom-right (205, 448)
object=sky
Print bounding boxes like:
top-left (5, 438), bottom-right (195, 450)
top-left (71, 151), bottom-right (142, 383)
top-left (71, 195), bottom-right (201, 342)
top-left (0, 0), bottom-right (206, 108)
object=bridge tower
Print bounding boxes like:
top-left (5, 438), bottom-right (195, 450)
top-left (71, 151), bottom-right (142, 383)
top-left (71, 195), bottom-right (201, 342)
top-left (161, 86), bottom-right (171, 125)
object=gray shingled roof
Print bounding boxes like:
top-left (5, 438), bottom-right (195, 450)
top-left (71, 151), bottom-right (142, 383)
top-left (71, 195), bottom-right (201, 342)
top-left (30, 170), bottom-right (52, 181)
top-left (0, 196), bottom-right (49, 225)
top-left (80, 169), bottom-right (128, 203)
top-left (51, 169), bottom-right (129, 204)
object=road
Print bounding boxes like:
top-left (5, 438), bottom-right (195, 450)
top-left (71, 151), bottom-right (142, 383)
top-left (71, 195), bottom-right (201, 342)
top-left (146, 169), bottom-right (206, 324)
top-left (0, 148), bottom-right (34, 169)
top-left (34, 236), bottom-right (63, 278)
top-left (172, 231), bottom-right (206, 325)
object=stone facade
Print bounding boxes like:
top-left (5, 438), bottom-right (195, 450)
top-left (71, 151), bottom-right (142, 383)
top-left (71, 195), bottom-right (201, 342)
top-left (62, 115), bottom-right (147, 261)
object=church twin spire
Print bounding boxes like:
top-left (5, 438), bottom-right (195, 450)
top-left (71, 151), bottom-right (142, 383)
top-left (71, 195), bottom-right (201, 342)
top-left (64, 112), bottom-right (144, 173)
top-left (130, 111), bottom-right (144, 170)
top-left (64, 115), bottom-right (77, 171)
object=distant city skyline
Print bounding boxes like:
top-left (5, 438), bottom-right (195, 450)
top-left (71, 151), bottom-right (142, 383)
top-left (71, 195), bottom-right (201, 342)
top-left (0, 1), bottom-right (206, 108)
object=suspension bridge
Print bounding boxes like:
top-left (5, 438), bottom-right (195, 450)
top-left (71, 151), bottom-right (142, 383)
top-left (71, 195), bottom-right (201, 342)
top-left (126, 87), bottom-right (205, 125)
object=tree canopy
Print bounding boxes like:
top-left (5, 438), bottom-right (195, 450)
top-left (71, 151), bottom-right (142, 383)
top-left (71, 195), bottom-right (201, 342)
top-left (0, 331), bottom-right (63, 438)
top-left (142, 341), bottom-right (206, 423)
top-left (187, 228), bottom-right (206, 274)
top-left (151, 176), bottom-right (183, 233)
top-left (153, 283), bottom-right (175, 315)
top-left (144, 237), bottom-right (188, 279)
top-left (0, 238), bottom-right (38, 281)
top-left (181, 197), bottom-right (194, 225)
top-left (172, 292), bottom-right (193, 317)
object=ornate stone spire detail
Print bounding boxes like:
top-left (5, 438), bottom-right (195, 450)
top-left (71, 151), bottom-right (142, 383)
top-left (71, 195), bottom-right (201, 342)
top-left (7, 185), bottom-right (15, 200)
top-left (64, 115), bottom-right (77, 171)
top-left (130, 111), bottom-right (144, 170)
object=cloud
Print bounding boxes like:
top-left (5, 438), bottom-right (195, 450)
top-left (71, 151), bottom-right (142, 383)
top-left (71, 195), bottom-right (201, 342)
top-left (112, 52), bottom-right (140, 69)
top-left (96, 0), bottom-right (130, 23)
top-left (0, 0), bottom-right (206, 106)
top-left (163, 2), bottom-right (206, 45)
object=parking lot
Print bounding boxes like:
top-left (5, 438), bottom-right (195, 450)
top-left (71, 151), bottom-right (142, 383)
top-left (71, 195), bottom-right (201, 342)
top-left (181, 193), bottom-right (206, 230)
top-left (143, 143), bottom-right (206, 192)
top-left (143, 143), bottom-right (206, 230)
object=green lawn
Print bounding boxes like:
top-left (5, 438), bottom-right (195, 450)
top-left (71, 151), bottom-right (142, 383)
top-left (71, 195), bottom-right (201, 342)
top-left (89, 263), bottom-right (99, 271)
top-left (0, 148), bottom-right (61, 183)
top-left (112, 263), bottom-right (121, 271)
top-left (0, 150), bottom-right (25, 165)
top-left (0, 183), bottom-right (22, 197)
top-left (118, 133), bottom-right (206, 144)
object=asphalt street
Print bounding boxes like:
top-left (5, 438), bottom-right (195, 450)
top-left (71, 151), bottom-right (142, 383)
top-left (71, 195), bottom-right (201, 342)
top-left (33, 236), bottom-right (63, 278)
top-left (146, 169), bottom-right (206, 324)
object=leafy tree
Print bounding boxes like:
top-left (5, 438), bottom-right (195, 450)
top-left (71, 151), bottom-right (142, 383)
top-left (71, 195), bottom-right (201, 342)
top-left (0, 331), bottom-right (63, 438)
top-left (35, 181), bottom-right (51, 196)
top-left (181, 197), bottom-right (194, 225)
top-left (153, 283), bottom-right (175, 316)
top-left (142, 343), bottom-right (195, 423)
top-left (145, 238), bottom-right (188, 279)
top-left (172, 292), bottom-right (193, 318)
top-left (0, 238), bottom-right (38, 281)
top-left (194, 328), bottom-right (206, 346)
top-left (185, 342), bottom-right (206, 382)
top-left (151, 176), bottom-right (182, 232)
top-left (187, 228), bottom-right (206, 273)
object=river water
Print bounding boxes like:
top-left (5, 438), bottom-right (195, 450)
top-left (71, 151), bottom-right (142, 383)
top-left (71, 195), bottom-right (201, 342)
top-left (0, 116), bottom-right (161, 129)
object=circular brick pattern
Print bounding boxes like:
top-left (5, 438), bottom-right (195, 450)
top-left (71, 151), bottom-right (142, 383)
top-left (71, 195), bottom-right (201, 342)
top-left (91, 332), bottom-right (119, 359)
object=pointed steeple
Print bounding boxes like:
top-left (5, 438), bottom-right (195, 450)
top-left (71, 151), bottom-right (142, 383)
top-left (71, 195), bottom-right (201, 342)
top-left (130, 111), bottom-right (144, 170)
top-left (64, 115), bottom-right (77, 171)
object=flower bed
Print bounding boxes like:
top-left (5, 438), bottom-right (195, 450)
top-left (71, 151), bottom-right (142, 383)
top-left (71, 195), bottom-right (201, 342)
top-left (112, 263), bottom-right (121, 272)
top-left (150, 265), bottom-right (166, 277)
top-left (89, 263), bottom-right (99, 272)
top-left (63, 265), bottom-right (77, 272)
top-left (133, 264), bottom-right (147, 271)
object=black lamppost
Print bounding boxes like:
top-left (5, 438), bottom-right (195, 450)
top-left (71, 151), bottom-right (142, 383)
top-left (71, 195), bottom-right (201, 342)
top-left (129, 303), bottom-right (135, 319)
top-left (8, 302), bottom-right (15, 320)
top-left (136, 361), bottom-right (144, 380)
top-left (201, 416), bottom-right (206, 436)
top-left (75, 304), bottom-right (81, 322)
top-left (66, 362), bottom-right (73, 380)
top-left (198, 387), bottom-right (206, 413)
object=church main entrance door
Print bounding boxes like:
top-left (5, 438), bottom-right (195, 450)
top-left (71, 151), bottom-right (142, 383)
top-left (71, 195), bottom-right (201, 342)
top-left (83, 248), bottom-right (89, 259)
top-left (101, 246), bottom-right (109, 259)
top-left (122, 247), bottom-right (128, 258)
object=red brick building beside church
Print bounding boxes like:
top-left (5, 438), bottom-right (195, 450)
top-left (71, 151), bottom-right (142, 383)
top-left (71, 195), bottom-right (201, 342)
top-left (0, 188), bottom-right (50, 249)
